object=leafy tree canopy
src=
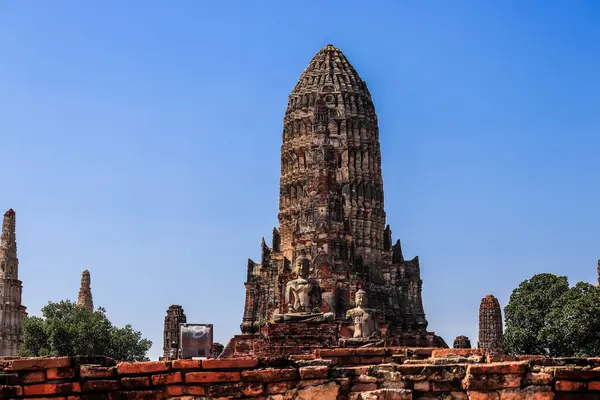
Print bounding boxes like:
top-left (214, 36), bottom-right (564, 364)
top-left (20, 300), bottom-right (152, 361)
top-left (504, 273), bottom-right (569, 355)
top-left (504, 273), bottom-right (600, 357)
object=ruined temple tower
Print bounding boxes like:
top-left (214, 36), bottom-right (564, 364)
top-left (162, 305), bottom-right (187, 360)
top-left (453, 335), bottom-right (472, 349)
top-left (77, 270), bottom-right (94, 312)
top-left (478, 294), bottom-right (504, 355)
top-left (233, 45), bottom-right (445, 352)
top-left (597, 259), bottom-right (599, 287)
top-left (0, 209), bottom-right (27, 356)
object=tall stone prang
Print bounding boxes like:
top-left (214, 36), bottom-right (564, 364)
top-left (162, 305), bottom-right (186, 360)
top-left (453, 335), bottom-right (472, 349)
top-left (597, 259), bottom-right (599, 287)
top-left (235, 45), bottom-right (445, 351)
top-left (77, 270), bottom-right (94, 312)
top-left (0, 209), bottom-right (27, 356)
top-left (478, 294), bottom-right (504, 355)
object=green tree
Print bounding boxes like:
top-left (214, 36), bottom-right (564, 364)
top-left (539, 282), bottom-right (600, 357)
top-left (20, 300), bottom-right (151, 361)
top-left (504, 273), bottom-right (569, 355)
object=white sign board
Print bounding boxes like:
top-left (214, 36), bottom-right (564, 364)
top-left (179, 323), bottom-right (213, 359)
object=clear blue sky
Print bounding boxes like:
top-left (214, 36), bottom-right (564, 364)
top-left (1, 1), bottom-right (599, 360)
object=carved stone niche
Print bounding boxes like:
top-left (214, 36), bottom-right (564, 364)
top-left (272, 254), bottom-right (333, 324)
top-left (341, 289), bottom-right (383, 347)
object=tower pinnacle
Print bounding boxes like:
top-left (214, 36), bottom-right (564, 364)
top-left (0, 208), bottom-right (27, 355)
top-left (0, 209), bottom-right (17, 277)
top-left (77, 270), bottom-right (94, 312)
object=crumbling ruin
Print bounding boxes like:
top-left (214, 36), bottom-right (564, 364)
top-left (0, 209), bottom-right (27, 356)
top-left (223, 45), bottom-right (446, 358)
top-left (478, 294), bottom-right (504, 355)
top-left (76, 270), bottom-right (94, 312)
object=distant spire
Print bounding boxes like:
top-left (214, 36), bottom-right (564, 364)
top-left (597, 259), bottom-right (600, 287)
top-left (478, 294), bottom-right (504, 355)
top-left (1, 209), bottom-right (17, 258)
top-left (0, 209), bottom-right (18, 279)
top-left (77, 270), bottom-right (94, 312)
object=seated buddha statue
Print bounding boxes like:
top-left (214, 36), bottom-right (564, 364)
top-left (273, 255), bottom-right (334, 323)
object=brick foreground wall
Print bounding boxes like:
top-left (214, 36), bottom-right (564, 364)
top-left (1, 348), bottom-right (600, 399)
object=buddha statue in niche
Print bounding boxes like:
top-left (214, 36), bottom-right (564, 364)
top-left (286, 255), bottom-right (313, 313)
top-left (346, 289), bottom-right (379, 338)
top-left (273, 255), bottom-right (334, 323)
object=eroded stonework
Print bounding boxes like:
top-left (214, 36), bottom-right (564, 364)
top-left (453, 335), bottom-right (472, 349)
top-left (76, 270), bottom-right (94, 312)
top-left (162, 305), bottom-right (186, 360)
top-left (478, 294), bottom-right (504, 355)
top-left (0, 209), bottom-right (27, 356)
top-left (231, 45), bottom-right (445, 356)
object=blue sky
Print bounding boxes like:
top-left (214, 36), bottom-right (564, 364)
top-left (1, 1), bottom-right (599, 360)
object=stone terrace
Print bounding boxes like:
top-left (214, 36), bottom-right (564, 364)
top-left (1, 348), bottom-right (600, 399)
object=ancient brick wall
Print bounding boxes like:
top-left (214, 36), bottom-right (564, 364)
top-left (1, 349), bottom-right (600, 399)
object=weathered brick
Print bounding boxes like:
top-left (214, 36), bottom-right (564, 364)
top-left (185, 371), bottom-right (241, 383)
top-left (555, 380), bottom-right (587, 391)
top-left (317, 348), bottom-right (356, 357)
top-left (202, 358), bottom-right (259, 369)
top-left (117, 361), bottom-right (169, 375)
top-left (468, 362), bottom-right (527, 375)
top-left (589, 381), bottom-right (600, 391)
top-left (431, 380), bottom-right (462, 392)
top-left (555, 368), bottom-right (600, 380)
top-left (299, 365), bottom-right (328, 379)
top-left (355, 348), bottom-right (387, 356)
top-left (432, 348), bottom-right (485, 358)
top-left (524, 372), bottom-right (554, 386)
top-left (242, 367), bottom-right (298, 382)
top-left (80, 365), bottom-right (116, 379)
top-left (360, 356), bottom-right (382, 364)
top-left (82, 380), bottom-right (122, 392)
top-left (350, 382), bottom-right (378, 392)
top-left (467, 392), bottom-right (499, 400)
top-left (297, 379), bottom-right (327, 389)
top-left (151, 371), bottom-right (182, 385)
top-left (22, 370), bottom-right (46, 383)
top-left (24, 382), bottom-right (81, 396)
top-left (171, 359), bottom-right (201, 369)
top-left (498, 386), bottom-right (554, 399)
top-left (182, 385), bottom-right (206, 395)
top-left (464, 373), bottom-right (522, 390)
top-left (121, 376), bottom-right (151, 389)
top-left (8, 357), bottom-right (71, 371)
top-left (486, 355), bottom-right (518, 363)
top-left (208, 382), bottom-right (263, 397)
top-left (119, 390), bottom-right (163, 400)
top-left (267, 381), bottom-right (295, 393)
top-left (163, 384), bottom-right (184, 396)
top-left (47, 367), bottom-right (76, 380)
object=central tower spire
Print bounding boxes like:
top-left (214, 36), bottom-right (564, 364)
top-left (226, 45), bottom-right (446, 357)
top-left (278, 44), bottom-right (384, 264)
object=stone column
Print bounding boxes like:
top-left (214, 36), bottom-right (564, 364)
top-left (162, 305), bottom-right (187, 360)
top-left (77, 270), bottom-right (94, 312)
top-left (478, 294), bottom-right (504, 355)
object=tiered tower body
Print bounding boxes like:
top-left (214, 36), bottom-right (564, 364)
top-left (0, 209), bottom-right (27, 356)
top-left (237, 45), bottom-right (444, 349)
top-left (478, 295), bottom-right (504, 355)
top-left (77, 270), bottom-right (94, 312)
top-left (453, 335), bottom-right (472, 349)
top-left (162, 305), bottom-right (187, 360)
